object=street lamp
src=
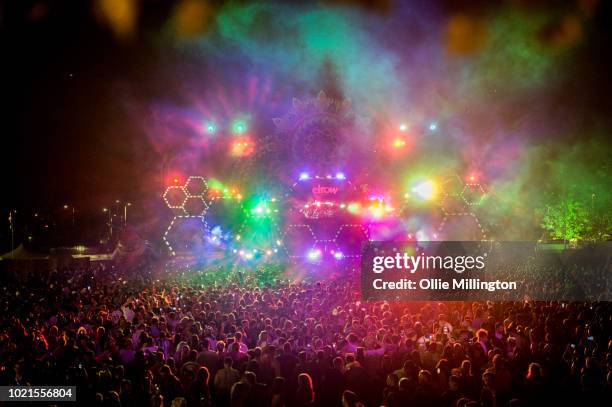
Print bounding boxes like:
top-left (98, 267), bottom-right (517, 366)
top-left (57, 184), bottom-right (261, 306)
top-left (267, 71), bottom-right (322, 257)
top-left (103, 207), bottom-right (112, 237)
top-left (8, 209), bottom-right (15, 257)
top-left (124, 202), bottom-right (132, 225)
top-left (63, 204), bottom-right (76, 225)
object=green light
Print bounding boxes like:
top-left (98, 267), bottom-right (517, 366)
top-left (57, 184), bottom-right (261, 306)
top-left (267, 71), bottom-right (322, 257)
top-left (347, 202), bottom-right (360, 214)
top-left (233, 121), bottom-right (247, 134)
top-left (249, 200), bottom-right (276, 218)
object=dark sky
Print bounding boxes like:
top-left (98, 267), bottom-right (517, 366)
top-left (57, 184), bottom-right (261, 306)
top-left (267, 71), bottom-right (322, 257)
top-left (1, 1), bottom-right (174, 213)
top-left (1, 0), bottom-right (611, 217)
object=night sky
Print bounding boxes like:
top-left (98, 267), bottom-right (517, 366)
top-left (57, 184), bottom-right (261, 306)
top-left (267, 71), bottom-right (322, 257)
top-left (1, 0), bottom-right (611, 247)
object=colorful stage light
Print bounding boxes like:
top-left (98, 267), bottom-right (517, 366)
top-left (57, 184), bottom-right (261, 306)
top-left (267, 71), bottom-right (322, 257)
top-left (163, 186), bottom-right (188, 210)
top-left (333, 251), bottom-right (344, 260)
top-left (205, 122), bottom-right (216, 134)
top-left (251, 202), bottom-right (271, 215)
top-left (232, 120), bottom-right (247, 134)
top-left (365, 198), bottom-right (394, 219)
top-left (307, 249), bottom-right (322, 261)
top-left (231, 137), bottom-right (254, 157)
top-left (299, 172), bottom-right (310, 180)
top-left (416, 229), bottom-right (429, 241)
top-left (393, 138), bottom-right (407, 148)
top-left (411, 180), bottom-right (437, 201)
top-left (399, 123), bottom-right (408, 131)
top-left (247, 199), bottom-right (279, 219)
top-left (335, 172), bottom-right (346, 180)
top-left (429, 122), bottom-right (438, 131)
top-left (347, 202), bottom-right (361, 214)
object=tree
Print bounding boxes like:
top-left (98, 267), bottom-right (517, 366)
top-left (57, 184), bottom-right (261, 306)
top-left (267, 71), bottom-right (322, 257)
top-left (541, 200), bottom-right (590, 241)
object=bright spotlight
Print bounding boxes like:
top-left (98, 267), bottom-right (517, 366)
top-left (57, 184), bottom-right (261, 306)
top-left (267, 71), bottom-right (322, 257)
top-left (334, 251), bottom-right (344, 260)
top-left (429, 122), bottom-right (438, 131)
top-left (416, 230), bottom-right (429, 241)
top-left (399, 123), bottom-right (408, 132)
top-left (411, 180), bottom-right (436, 201)
top-left (233, 121), bottom-right (247, 134)
top-left (299, 172), bottom-right (310, 180)
top-left (335, 172), bottom-right (346, 180)
top-left (205, 122), bottom-right (216, 134)
top-left (393, 139), bottom-right (407, 148)
top-left (307, 249), bottom-right (321, 261)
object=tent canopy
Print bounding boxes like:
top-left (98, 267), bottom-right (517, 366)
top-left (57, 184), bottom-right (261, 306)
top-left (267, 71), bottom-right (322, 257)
top-left (0, 244), bottom-right (49, 260)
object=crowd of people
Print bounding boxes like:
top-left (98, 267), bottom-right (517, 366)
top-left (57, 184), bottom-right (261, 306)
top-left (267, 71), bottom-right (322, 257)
top-left (0, 263), bottom-right (611, 407)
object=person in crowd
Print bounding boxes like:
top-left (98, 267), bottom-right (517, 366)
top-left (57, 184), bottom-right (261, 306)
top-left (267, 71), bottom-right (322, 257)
top-left (159, 364), bottom-right (184, 406)
top-left (341, 389), bottom-right (365, 407)
top-left (0, 264), bottom-right (610, 407)
top-left (196, 338), bottom-right (218, 373)
top-left (229, 380), bottom-right (250, 407)
top-left (382, 372), bottom-right (399, 405)
top-left (270, 377), bottom-right (286, 407)
top-left (214, 357), bottom-right (240, 405)
top-left (295, 373), bottom-right (315, 406)
top-left (189, 367), bottom-right (211, 407)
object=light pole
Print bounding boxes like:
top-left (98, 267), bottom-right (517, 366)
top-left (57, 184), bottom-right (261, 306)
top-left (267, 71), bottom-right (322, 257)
top-left (103, 207), bottom-right (112, 238)
top-left (591, 193), bottom-right (596, 240)
top-left (8, 209), bottom-right (15, 257)
top-left (124, 202), bottom-right (132, 225)
top-left (63, 204), bottom-right (76, 225)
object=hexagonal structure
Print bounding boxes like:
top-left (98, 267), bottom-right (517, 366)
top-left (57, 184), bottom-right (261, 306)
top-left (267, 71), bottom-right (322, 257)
top-left (334, 224), bottom-right (369, 257)
top-left (184, 196), bottom-right (208, 216)
top-left (184, 176), bottom-right (208, 197)
top-left (163, 216), bottom-right (207, 254)
top-left (163, 186), bottom-right (188, 209)
top-left (437, 213), bottom-right (486, 240)
top-left (283, 224), bottom-right (317, 257)
top-left (439, 194), bottom-right (468, 216)
top-left (440, 174), bottom-right (465, 197)
top-left (460, 184), bottom-right (486, 206)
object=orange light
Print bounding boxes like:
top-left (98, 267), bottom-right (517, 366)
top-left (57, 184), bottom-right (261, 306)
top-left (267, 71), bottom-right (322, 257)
top-left (231, 137), bottom-right (254, 157)
top-left (393, 139), bottom-right (407, 148)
